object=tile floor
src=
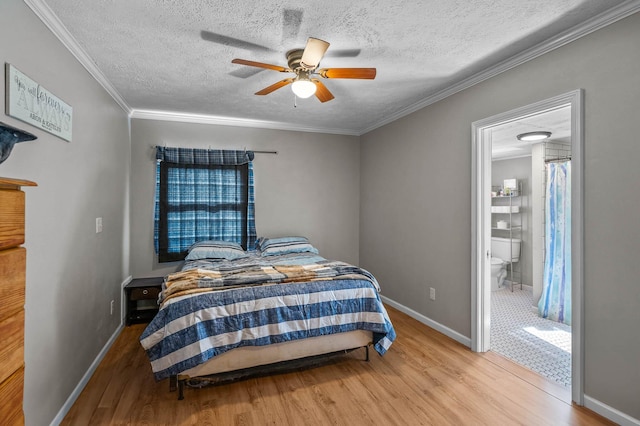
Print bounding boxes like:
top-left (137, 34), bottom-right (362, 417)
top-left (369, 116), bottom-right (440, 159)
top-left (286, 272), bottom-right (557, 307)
top-left (491, 286), bottom-right (572, 387)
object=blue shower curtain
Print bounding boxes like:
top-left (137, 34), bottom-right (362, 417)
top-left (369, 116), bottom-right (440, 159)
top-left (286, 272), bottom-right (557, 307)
top-left (538, 161), bottom-right (571, 325)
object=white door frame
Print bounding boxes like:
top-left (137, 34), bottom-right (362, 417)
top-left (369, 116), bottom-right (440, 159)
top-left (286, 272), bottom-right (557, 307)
top-left (470, 89), bottom-right (584, 404)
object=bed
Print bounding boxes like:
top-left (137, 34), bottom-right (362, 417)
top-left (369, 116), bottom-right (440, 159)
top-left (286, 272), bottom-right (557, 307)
top-left (140, 237), bottom-right (396, 398)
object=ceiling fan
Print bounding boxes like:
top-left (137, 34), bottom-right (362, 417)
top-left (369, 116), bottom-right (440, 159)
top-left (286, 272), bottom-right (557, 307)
top-left (231, 37), bottom-right (376, 103)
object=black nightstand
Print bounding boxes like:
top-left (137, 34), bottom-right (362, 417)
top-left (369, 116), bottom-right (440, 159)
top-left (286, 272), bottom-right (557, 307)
top-left (125, 277), bottom-right (164, 325)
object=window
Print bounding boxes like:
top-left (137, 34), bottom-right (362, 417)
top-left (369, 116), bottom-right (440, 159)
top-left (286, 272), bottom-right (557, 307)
top-left (154, 147), bottom-right (256, 262)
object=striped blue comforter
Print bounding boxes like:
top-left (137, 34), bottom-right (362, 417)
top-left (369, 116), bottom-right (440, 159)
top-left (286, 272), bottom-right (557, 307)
top-left (140, 253), bottom-right (396, 381)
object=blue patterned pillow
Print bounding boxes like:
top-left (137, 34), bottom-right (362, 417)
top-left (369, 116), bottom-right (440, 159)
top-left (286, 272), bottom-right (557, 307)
top-left (257, 236), bottom-right (319, 257)
top-left (185, 240), bottom-right (248, 261)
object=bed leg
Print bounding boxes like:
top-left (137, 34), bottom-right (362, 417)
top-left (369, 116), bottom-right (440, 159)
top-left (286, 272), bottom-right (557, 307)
top-left (178, 378), bottom-right (185, 400)
top-left (365, 345), bottom-right (370, 362)
top-left (169, 375), bottom-right (177, 392)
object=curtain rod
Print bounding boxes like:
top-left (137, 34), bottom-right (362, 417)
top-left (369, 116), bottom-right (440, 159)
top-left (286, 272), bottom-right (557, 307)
top-left (545, 156), bottom-right (571, 163)
top-left (151, 145), bottom-right (278, 155)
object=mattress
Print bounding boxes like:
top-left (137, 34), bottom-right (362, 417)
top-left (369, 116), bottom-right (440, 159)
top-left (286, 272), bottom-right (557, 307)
top-left (180, 329), bottom-right (372, 378)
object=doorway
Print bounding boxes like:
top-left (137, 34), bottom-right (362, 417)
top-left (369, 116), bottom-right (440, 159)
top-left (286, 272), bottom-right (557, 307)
top-left (490, 108), bottom-right (572, 390)
top-left (471, 90), bottom-right (584, 405)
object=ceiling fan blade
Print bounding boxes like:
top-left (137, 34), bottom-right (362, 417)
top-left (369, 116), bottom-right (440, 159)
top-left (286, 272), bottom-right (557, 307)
top-left (311, 79), bottom-right (335, 103)
top-left (318, 68), bottom-right (377, 79)
top-left (232, 59), bottom-right (292, 73)
top-left (201, 31), bottom-right (274, 52)
top-left (326, 48), bottom-right (361, 58)
top-left (229, 67), bottom-right (265, 79)
top-left (255, 78), bottom-right (294, 95)
top-left (300, 37), bottom-right (330, 69)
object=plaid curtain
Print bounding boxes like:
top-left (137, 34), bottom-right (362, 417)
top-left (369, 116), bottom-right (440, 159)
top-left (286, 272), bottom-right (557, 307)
top-left (154, 147), bottom-right (256, 262)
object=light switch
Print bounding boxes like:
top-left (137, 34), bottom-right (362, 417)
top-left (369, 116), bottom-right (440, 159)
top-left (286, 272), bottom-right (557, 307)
top-left (96, 217), bottom-right (103, 233)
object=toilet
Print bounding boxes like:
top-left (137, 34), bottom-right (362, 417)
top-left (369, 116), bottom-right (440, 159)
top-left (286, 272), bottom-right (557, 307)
top-left (490, 237), bottom-right (521, 291)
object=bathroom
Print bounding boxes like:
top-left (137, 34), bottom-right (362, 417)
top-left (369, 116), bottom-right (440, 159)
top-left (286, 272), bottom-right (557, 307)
top-left (489, 106), bottom-right (573, 388)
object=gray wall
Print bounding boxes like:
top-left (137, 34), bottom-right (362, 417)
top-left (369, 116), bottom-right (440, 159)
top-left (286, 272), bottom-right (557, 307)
top-left (492, 157), bottom-right (532, 289)
top-left (130, 119), bottom-right (360, 278)
top-left (0, 1), bottom-right (130, 425)
top-left (361, 12), bottom-right (640, 419)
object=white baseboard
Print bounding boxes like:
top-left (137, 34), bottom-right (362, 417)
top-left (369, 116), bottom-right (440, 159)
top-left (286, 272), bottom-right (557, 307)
top-left (584, 395), bottom-right (640, 426)
top-left (380, 295), bottom-right (471, 347)
top-left (50, 323), bottom-right (123, 425)
top-left (49, 275), bottom-right (131, 425)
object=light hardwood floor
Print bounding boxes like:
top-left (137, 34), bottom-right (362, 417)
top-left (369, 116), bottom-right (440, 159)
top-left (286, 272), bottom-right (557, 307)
top-left (62, 306), bottom-right (613, 425)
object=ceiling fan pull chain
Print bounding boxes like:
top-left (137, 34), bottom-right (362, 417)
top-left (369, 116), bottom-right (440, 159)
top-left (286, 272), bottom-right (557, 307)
top-left (294, 94), bottom-right (297, 108)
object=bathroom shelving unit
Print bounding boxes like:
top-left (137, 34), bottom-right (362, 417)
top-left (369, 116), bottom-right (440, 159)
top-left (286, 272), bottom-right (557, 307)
top-left (491, 182), bottom-right (523, 291)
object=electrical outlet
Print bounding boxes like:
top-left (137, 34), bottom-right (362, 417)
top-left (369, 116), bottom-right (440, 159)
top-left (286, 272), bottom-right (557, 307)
top-left (110, 300), bottom-right (114, 315)
top-left (429, 287), bottom-right (436, 301)
top-left (96, 217), bottom-right (103, 233)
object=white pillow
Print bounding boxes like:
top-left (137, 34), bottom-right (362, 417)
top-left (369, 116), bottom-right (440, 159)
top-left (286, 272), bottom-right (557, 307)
top-left (185, 240), bottom-right (248, 261)
top-left (257, 236), bottom-right (319, 257)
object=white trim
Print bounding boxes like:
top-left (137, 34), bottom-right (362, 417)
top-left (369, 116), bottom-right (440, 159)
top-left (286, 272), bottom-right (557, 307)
top-left (570, 90), bottom-right (585, 405)
top-left (470, 89), bottom-right (584, 404)
top-left (380, 295), bottom-right (471, 347)
top-left (49, 323), bottom-right (124, 426)
top-left (129, 109), bottom-right (360, 136)
top-left (584, 395), bottom-right (640, 426)
top-left (121, 275), bottom-right (133, 323)
top-left (25, 0), bottom-right (639, 135)
top-left (360, 1), bottom-right (639, 134)
top-left (23, 0), bottom-right (131, 115)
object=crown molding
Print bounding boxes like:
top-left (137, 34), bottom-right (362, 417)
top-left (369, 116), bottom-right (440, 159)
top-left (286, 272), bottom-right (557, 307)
top-left (25, 0), bottom-right (640, 136)
top-left (23, 0), bottom-right (132, 114)
top-left (359, 0), bottom-right (640, 135)
top-left (129, 109), bottom-right (360, 136)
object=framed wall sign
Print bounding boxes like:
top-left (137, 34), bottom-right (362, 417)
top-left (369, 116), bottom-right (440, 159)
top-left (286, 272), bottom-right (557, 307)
top-left (5, 63), bottom-right (72, 142)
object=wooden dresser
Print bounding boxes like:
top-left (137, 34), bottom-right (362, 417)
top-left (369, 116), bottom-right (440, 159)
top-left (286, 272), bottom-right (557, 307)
top-left (0, 177), bottom-right (36, 425)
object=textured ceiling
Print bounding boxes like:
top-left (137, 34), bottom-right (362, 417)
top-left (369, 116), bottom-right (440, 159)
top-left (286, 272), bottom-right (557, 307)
top-left (39, 0), bottom-right (629, 134)
top-left (491, 106), bottom-right (571, 160)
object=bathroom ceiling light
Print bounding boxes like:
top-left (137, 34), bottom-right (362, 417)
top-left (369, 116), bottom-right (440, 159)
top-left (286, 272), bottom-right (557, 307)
top-left (516, 131), bottom-right (552, 141)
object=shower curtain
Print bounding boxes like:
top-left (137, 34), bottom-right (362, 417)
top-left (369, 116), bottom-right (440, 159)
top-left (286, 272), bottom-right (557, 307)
top-left (538, 161), bottom-right (571, 325)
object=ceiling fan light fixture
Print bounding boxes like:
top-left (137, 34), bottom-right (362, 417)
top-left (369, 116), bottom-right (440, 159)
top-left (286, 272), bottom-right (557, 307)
top-left (516, 131), bottom-right (552, 141)
top-left (291, 72), bottom-right (316, 98)
top-left (291, 80), bottom-right (316, 98)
